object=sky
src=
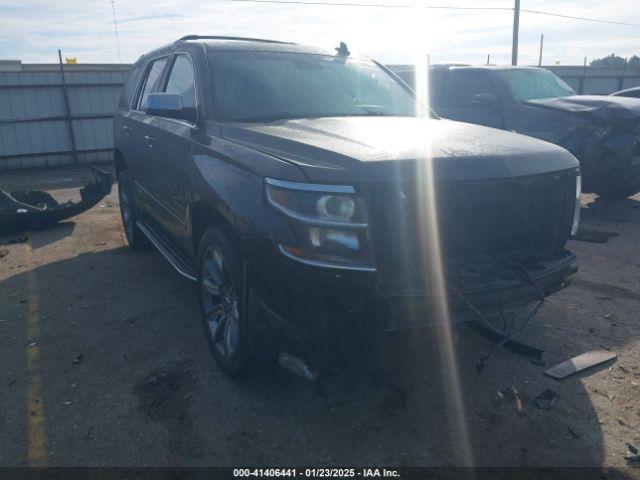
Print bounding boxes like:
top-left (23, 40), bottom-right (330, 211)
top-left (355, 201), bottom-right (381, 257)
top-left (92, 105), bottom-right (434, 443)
top-left (0, 0), bottom-right (639, 66)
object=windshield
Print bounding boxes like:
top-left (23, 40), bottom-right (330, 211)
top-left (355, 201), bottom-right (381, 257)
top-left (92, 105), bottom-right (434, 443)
top-left (496, 69), bottom-right (576, 101)
top-left (209, 51), bottom-right (416, 122)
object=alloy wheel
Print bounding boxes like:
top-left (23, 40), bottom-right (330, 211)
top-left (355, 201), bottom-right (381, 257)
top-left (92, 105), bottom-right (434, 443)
top-left (201, 245), bottom-right (240, 359)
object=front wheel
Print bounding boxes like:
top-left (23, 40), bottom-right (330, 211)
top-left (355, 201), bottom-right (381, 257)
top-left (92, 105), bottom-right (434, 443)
top-left (197, 226), bottom-right (253, 378)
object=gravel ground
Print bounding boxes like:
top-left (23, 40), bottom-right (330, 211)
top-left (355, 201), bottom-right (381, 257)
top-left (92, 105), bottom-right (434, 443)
top-left (1, 164), bottom-right (639, 473)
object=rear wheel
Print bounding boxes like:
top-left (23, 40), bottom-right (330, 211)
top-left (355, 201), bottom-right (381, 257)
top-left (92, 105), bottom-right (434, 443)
top-left (197, 226), bottom-right (253, 378)
top-left (117, 171), bottom-right (150, 249)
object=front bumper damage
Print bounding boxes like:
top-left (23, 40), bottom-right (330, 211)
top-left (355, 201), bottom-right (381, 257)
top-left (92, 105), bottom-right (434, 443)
top-left (244, 241), bottom-right (577, 371)
top-left (560, 124), bottom-right (640, 194)
top-left (0, 165), bottom-right (112, 233)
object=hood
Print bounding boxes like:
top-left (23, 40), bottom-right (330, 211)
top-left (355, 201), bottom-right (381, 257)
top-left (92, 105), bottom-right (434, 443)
top-left (221, 117), bottom-right (578, 184)
top-left (525, 95), bottom-right (640, 123)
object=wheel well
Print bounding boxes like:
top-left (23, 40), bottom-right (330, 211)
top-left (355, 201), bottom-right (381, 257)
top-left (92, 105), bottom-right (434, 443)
top-left (114, 149), bottom-right (126, 177)
top-left (191, 202), bottom-right (234, 255)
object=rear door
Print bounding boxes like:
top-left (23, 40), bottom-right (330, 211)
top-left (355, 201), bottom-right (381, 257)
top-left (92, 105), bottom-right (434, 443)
top-left (430, 69), bottom-right (504, 129)
top-left (113, 61), bottom-right (143, 172)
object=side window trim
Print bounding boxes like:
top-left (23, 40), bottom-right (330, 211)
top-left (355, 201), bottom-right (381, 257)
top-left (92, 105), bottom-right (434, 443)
top-left (160, 51), bottom-right (199, 126)
top-left (132, 54), bottom-right (171, 112)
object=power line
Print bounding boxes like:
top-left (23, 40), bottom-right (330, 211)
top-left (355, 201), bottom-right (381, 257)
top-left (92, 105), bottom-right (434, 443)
top-left (230, 0), bottom-right (640, 27)
top-left (230, 0), bottom-right (512, 11)
top-left (521, 9), bottom-right (640, 28)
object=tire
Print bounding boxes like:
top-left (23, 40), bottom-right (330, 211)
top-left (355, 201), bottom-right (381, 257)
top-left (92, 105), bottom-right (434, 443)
top-left (197, 226), bottom-right (253, 378)
top-left (117, 171), bottom-right (150, 250)
top-left (596, 184), bottom-right (640, 199)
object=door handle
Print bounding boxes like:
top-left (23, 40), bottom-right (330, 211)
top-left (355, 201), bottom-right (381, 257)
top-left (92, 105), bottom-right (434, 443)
top-left (122, 125), bottom-right (132, 135)
top-left (144, 135), bottom-right (156, 147)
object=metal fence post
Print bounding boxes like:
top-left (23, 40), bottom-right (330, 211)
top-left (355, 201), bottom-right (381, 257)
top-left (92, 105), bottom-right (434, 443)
top-left (58, 49), bottom-right (78, 164)
top-left (579, 57), bottom-right (587, 94)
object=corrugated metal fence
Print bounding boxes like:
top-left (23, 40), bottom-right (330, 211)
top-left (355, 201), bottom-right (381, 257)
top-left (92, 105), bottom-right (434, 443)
top-left (0, 61), bottom-right (130, 171)
top-left (546, 66), bottom-right (640, 95)
top-left (1, 60), bottom-right (640, 171)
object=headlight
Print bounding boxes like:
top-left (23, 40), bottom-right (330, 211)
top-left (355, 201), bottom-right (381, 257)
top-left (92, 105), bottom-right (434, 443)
top-left (265, 178), bottom-right (375, 271)
top-left (571, 171), bottom-right (581, 236)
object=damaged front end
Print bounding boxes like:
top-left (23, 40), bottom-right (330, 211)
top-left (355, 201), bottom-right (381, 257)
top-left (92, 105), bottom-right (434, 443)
top-left (557, 119), bottom-right (640, 196)
top-left (248, 168), bottom-right (581, 373)
top-left (367, 168), bottom-right (580, 358)
top-left (0, 165), bottom-right (112, 233)
top-left (525, 97), bottom-right (640, 197)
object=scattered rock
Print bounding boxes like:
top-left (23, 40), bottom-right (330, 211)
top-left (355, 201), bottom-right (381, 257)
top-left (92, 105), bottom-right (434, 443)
top-left (71, 353), bottom-right (84, 365)
top-left (534, 389), bottom-right (557, 410)
top-left (0, 248), bottom-right (9, 258)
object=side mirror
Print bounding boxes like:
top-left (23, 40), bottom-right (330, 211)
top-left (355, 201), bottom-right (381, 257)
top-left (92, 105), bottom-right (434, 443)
top-left (144, 93), bottom-right (196, 123)
top-left (470, 92), bottom-right (499, 109)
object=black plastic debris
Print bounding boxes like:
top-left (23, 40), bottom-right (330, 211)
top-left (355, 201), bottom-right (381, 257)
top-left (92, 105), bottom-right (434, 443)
top-left (534, 388), bottom-right (557, 410)
top-left (0, 165), bottom-right (112, 233)
top-left (627, 445), bottom-right (640, 467)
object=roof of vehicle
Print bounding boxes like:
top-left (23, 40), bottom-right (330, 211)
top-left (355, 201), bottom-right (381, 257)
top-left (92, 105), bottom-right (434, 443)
top-left (175, 35), bottom-right (356, 57)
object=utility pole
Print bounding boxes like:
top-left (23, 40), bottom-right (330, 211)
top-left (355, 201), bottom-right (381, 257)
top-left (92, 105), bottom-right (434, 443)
top-left (538, 34), bottom-right (544, 66)
top-left (487, 54), bottom-right (490, 65)
top-left (110, 0), bottom-right (122, 63)
top-left (511, 0), bottom-right (520, 66)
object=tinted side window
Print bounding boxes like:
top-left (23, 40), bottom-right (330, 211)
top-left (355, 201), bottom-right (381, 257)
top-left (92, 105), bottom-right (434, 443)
top-left (137, 57), bottom-right (169, 110)
top-left (165, 54), bottom-right (196, 109)
top-left (432, 70), bottom-right (498, 108)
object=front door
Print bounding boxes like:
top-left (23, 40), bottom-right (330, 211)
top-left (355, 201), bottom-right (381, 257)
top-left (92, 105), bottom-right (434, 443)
top-left (143, 53), bottom-right (199, 255)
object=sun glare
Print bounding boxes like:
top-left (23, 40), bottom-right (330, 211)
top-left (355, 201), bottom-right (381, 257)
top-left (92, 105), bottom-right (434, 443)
top-left (411, 2), bottom-right (474, 469)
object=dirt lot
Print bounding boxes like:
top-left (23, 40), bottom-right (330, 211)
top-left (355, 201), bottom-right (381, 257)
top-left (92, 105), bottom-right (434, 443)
top-left (1, 164), bottom-right (639, 472)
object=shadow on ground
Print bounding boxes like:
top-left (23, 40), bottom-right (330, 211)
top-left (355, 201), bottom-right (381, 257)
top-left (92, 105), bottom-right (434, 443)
top-left (1, 243), bottom-right (634, 473)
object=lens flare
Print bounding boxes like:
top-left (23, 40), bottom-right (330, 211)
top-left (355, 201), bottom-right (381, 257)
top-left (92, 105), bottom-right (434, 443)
top-left (410, 2), bottom-right (474, 468)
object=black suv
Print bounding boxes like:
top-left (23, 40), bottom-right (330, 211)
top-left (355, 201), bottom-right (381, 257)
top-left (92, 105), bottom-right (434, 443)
top-left (393, 65), bottom-right (640, 198)
top-left (114, 36), bottom-right (581, 378)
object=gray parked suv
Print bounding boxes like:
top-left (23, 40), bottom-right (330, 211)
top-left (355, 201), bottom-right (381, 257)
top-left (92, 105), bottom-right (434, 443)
top-left (114, 36), bottom-right (581, 378)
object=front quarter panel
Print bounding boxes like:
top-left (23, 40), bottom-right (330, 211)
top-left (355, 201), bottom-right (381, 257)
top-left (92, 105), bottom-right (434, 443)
top-left (190, 137), bottom-right (302, 250)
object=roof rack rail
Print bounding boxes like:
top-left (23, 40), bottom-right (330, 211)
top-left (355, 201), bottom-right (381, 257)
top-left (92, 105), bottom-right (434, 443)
top-left (177, 35), bottom-right (295, 45)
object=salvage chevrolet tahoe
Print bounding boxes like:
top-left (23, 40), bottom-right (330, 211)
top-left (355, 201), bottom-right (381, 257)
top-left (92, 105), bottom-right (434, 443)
top-left (114, 36), bottom-right (581, 378)
top-left (393, 65), bottom-right (640, 198)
